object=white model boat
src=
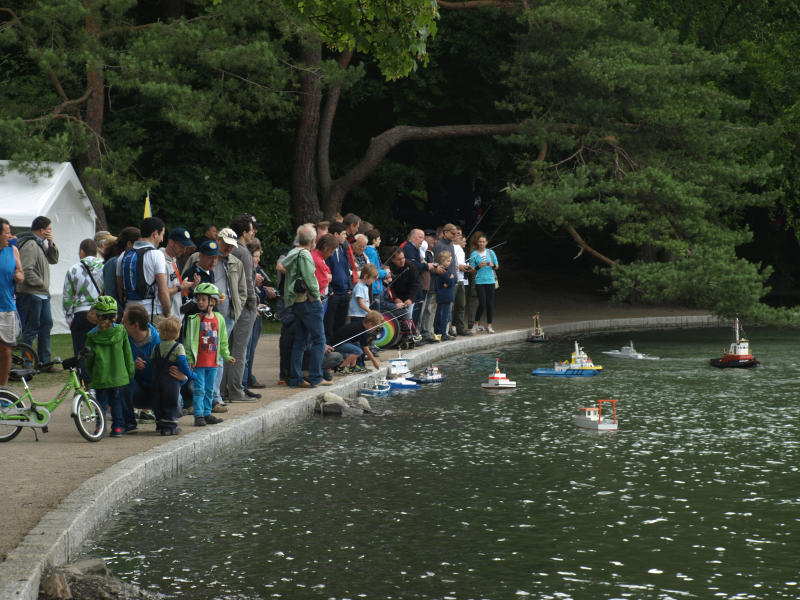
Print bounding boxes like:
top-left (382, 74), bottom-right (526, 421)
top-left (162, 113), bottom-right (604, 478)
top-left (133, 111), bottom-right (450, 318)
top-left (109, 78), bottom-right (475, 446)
top-left (360, 378), bottom-right (391, 397)
top-left (601, 340), bottom-right (658, 360)
top-left (481, 358), bottom-right (516, 389)
top-left (389, 350), bottom-right (411, 377)
top-left (574, 398), bottom-right (618, 432)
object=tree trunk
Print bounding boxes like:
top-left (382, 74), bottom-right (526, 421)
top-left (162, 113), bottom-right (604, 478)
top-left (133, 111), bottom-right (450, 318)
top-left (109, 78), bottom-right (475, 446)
top-left (78, 8), bottom-right (107, 229)
top-left (290, 41), bottom-right (324, 226)
top-left (321, 123), bottom-right (521, 217)
top-left (317, 50), bottom-right (353, 212)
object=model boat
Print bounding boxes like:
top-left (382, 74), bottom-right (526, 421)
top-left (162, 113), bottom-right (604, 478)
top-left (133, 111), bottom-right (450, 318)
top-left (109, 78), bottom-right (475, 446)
top-left (601, 340), bottom-right (658, 360)
top-left (388, 350), bottom-right (411, 377)
top-left (409, 364), bottom-right (446, 384)
top-left (527, 312), bottom-right (546, 343)
top-left (360, 377), bottom-right (391, 397)
top-left (532, 341), bottom-right (603, 377)
top-left (482, 358), bottom-right (516, 389)
top-left (709, 318), bottom-right (760, 368)
top-left (574, 398), bottom-right (618, 432)
top-left (387, 377), bottom-right (420, 390)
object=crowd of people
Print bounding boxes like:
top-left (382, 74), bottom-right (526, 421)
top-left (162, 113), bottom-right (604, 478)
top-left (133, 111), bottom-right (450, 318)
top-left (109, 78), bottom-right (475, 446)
top-left (0, 210), bottom-right (500, 438)
top-left (276, 215), bottom-right (500, 389)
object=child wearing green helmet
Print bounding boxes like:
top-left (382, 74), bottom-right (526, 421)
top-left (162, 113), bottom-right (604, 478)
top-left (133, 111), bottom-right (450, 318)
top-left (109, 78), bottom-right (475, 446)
top-left (185, 283), bottom-right (234, 427)
top-left (85, 295), bottom-right (135, 438)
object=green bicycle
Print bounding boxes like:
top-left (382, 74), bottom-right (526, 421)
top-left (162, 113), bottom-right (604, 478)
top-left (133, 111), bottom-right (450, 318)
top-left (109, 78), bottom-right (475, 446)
top-left (0, 355), bottom-right (105, 442)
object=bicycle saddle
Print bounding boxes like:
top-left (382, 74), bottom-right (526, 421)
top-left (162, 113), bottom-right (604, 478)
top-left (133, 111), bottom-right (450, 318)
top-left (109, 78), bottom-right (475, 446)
top-left (8, 368), bottom-right (37, 381)
top-left (61, 356), bottom-right (80, 370)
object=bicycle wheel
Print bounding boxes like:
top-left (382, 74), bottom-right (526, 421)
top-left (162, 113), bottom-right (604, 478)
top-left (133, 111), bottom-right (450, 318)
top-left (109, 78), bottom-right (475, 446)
top-left (0, 390), bottom-right (27, 442)
top-left (11, 342), bottom-right (39, 370)
top-left (73, 393), bottom-right (105, 442)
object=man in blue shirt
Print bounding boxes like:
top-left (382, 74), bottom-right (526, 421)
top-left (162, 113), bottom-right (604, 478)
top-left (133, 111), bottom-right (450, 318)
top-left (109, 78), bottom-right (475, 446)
top-left (0, 218), bottom-right (24, 386)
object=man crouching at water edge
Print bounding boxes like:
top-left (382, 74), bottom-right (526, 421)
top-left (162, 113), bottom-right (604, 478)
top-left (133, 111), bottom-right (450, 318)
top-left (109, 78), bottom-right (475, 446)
top-left (281, 224), bottom-right (332, 389)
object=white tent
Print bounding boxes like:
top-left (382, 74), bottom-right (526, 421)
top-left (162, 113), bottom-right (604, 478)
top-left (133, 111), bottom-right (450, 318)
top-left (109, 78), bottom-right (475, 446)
top-left (0, 161), bottom-right (97, 335)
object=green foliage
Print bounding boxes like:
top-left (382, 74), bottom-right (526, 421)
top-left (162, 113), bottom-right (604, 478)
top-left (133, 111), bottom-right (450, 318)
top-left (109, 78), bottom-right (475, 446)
top-left (293, 0), bottom-right (439, 79)
top-left (504, 0), bottom-right (782, 318)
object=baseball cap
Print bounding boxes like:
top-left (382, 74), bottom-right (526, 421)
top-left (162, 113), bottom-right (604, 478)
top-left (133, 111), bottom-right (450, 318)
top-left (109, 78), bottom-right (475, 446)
top-left (218, 227), bottom-right (239, 246)
top-left (244, 213), bottom-right (263, 229)
top-left (169, 227), bottom-right (194, 247)
top-left (199, 239), bottom-right (222, 256)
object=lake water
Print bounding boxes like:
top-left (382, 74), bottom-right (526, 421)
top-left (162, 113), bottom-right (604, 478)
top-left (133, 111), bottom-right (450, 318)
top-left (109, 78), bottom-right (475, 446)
top-left (84, 328), bottom-right (800, 599)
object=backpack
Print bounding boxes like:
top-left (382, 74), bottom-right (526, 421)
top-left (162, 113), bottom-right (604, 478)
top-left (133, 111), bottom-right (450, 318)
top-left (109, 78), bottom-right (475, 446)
top-left (120, 246), bottom-right (156, 301)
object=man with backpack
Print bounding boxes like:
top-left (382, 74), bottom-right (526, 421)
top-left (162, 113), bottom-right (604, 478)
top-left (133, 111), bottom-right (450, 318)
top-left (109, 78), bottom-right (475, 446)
top-left (116, 217), bottom-right (171, 322)
top-left (16, 215), bottom-right (59, 369)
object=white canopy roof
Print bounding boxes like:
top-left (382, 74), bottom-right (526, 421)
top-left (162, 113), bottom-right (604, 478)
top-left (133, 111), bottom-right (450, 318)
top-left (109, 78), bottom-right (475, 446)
top-left (0, 161), bottom-right (97, 335)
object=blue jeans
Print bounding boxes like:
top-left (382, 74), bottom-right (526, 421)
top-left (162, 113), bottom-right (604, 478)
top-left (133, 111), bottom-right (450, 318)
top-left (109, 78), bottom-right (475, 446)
top-left (336, 342), bottom-right (362, 360)
top-left (17, 294), bottom-right (53, 364)
top-left (95, 387), bottom-right (123, 433)
top-left (242, 313), bottom-right (263, 388)
top-left (290, 300), bottom-right (325, 387)
top-left (434, 301), bottom-right (453, 336)
top-left (194, 366), bottom-right (217, 417)
top-left (118, 380), bottom-right (147, 430)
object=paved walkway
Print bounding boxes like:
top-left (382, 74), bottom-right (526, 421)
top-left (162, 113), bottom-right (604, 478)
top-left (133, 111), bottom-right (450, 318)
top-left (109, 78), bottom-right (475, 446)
top-left (0, 280), bottom-right (711, 566)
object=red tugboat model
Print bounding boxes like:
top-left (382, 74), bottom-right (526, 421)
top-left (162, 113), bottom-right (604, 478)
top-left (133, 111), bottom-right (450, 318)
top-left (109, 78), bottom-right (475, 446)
top-left (709, 318), bottom-right (760, 369)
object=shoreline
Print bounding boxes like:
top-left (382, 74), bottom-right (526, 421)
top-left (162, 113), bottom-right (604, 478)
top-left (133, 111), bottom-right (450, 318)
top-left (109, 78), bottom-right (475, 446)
top-left (0, 312), bottom-right (719, 599)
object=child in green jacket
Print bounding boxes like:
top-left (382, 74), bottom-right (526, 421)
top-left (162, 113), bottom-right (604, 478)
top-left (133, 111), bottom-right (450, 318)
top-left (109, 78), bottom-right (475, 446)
top-left (85, 296), bottom-right (135, 438)
top-left (185, 283), bottom-right (233, 427)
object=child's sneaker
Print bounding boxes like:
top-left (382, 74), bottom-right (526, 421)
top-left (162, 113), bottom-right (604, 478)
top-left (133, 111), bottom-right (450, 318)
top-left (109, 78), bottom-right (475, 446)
top-left (487, 325), bottom-right (495, 334)
top-left (204, 414), bottom-right (224, 425)
top-left (109, 427), bottom-right (123, 438)
top-left (161, 427), bottom-right (182, 436)
top-left (339, 367), bottom-right (352, 375)
top-left (194, 416), bottom-right (207, 426)
top-left (351, 365), bottom-right (366, 373)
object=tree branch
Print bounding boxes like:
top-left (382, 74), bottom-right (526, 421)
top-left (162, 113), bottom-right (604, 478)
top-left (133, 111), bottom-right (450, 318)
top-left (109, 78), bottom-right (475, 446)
top-left (324, 122), bottom-right (522, 215)
top-left (564, 222), bottom-right (616, 267)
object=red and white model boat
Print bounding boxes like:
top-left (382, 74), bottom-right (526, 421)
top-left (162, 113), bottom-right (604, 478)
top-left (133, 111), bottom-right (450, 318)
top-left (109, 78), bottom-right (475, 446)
top-left (574, 398), bottom-right (618, 432)
top-left (709, 318), bottom-right (760, 369)
top-left (482, 358), bottom-right (516, 389)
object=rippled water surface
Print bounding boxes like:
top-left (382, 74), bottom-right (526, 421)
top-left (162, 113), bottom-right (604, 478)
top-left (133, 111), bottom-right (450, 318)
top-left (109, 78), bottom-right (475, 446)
top-left (85, 328), bottom-right (800, 599)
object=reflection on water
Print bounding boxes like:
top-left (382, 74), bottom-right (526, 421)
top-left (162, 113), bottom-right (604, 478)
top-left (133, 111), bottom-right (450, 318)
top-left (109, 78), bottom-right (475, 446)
top-left (85, 329), bottom-right (800, 599)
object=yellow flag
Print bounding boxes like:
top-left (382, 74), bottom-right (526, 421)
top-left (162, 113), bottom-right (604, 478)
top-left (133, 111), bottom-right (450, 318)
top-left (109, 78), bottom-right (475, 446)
top-left (143, 190), bottom-right (152, 218)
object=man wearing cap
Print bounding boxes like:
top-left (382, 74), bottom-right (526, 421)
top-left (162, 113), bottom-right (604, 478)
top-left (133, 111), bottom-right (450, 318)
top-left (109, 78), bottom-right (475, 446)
top-left (162, 227), bottom-right (197, 319)
top-left (220, 218), bottom-right (256, 402)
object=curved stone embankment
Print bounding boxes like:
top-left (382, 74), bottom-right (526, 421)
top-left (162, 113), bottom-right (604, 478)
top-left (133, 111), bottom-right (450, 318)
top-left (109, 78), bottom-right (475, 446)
top-left (0, 314), bottom-right (718, 599)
